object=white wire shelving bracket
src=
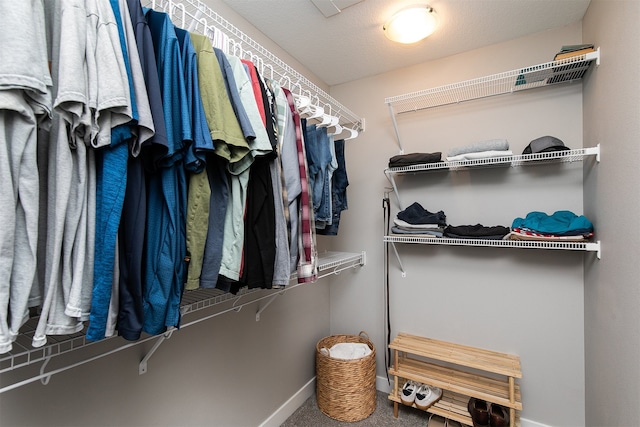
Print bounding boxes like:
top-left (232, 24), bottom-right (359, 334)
top-left (0, 251), bottom-right (366, 392)
top-left (385, 49), bottom-right (600, 153)
top-left (385, 145), bottom-right (601, 210)
top-left (146, 0), bottom-right (364, 132)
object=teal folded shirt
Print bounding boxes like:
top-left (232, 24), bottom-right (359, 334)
top-left (511, 210), bottom-right (593, 235)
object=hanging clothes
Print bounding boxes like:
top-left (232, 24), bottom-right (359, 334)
top-left (264, 79), bottom-right (291, 288)
top-left (218, 58), bottom-right (273, 290)
top-left (187, 33), bottom-right (242, 291)
top-left (272, 85), bottom-right (301, 274)
top-left (282, 88), bottom-right (317, 283)
top-left (214, 49), bottom-right (256, 143)
top-left (142, 8), bottom-right (191, 336)
top-left (86, 0), bottom-right (139, 342)
top-left (177, 27), bottom-right (215, 292)
top-left (33, 0), bottom-right (133, 348)
top-left (225, 56), bottom-right (277, 290)
top-left (0, 0), bottom-right (353, 353)
top-left (0, 0), bottom-right (52, 354)
top-left (117, 0), bottom-right (169, 342)
top-left (316, 138), bottom-right (349, 236)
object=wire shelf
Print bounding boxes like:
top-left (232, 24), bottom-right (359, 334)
top-left (146, 0), bottom-right (363, 130)
top-left (384, 235), bottom-right (600, 255)
top-left (384, 146), bottom-right (600, 210)
top-left (385, 146), bottom-right (600, 175)
top-left (385, 50), bottom-right (599, 114)
top-left (0, 251), bottom-right (365, 382)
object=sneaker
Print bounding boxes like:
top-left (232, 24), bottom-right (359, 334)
top-left (415, 384), bottom-right (442, 410)
top-left (400, 380), bottom-right (419, 405)
top-left (427, 414), bottom-right (446, 427)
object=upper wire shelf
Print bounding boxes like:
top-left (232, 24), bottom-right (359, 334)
top-left (384, 146), bottom-right (600, 210)
top-left (385, 146), bottom-right (600, 175)
top-left (147, 0), bottom-right (363, 131)
top-left (385, 49), bottom-right (600, 115)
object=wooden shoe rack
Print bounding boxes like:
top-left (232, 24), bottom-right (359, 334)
top-left (388, 333), bottom-right (522, 427)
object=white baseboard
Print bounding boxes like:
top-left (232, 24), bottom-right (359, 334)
top-left (259, 376), bottom-right (316, 427)
top-left (519, 418), bottom-right (552, 427)
top-left (376, 374), bottom-right (393, 394)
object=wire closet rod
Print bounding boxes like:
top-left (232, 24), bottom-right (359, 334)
top-left (146, 0), bottom-right (364, 132)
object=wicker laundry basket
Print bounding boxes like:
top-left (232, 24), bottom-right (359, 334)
top-left (316, 331), bottom-right (377, 422)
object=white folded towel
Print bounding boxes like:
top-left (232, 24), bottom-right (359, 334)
top-left (447, 139), bottom-right (510, 157)
top-left (321, 342), bottom-right (372, 360)
top-left (394, 218), bottom-right (441, 229)
top-left (446, 150), bottom-right (513, 162)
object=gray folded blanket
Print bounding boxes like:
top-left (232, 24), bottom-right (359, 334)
top-left (447, 139), bottom-right (509, 157)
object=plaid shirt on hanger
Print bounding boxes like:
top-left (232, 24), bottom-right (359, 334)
top-left (282, 88), bottom-right (317, 283)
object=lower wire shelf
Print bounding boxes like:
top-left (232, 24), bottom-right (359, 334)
top-left (0, 251), bottom-right (365, 393)
top-left (384, 235), bottom-right (600, 277)
top-left (385, 235), bottom-right (600, 256)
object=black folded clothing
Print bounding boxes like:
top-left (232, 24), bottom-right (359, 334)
top-left (397, 202), bottom-right (447, 226)
top-left (388, 152), bottom-right (442, 168)
top-left (444, 224), bottom-right (510, 239)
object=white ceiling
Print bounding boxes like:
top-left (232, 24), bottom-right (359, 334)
top-left (221, 0), bottom-right (592, 86)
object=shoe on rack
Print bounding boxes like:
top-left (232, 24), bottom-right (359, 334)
top-left (489, 403), bottom-right (510, 427)
top-left (427, 414), bottom-right (446, 427)
top-left (467, 397), bottom-right (489, 427)
top-left (415, 384), bottom-right (442, 410)
top-left (400, 380), bottom-right (419, 405)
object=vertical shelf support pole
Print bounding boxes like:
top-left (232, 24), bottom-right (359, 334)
top-left (509, 376), bottom-right (515, 427)
top-left (385, 171), bottom-right (404, 210)
top-left (392, 349), bottom-right (400, 418)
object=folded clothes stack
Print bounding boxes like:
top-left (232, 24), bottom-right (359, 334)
top-left (507, 210), bottom-right (594, 241)
top-left (392, 202), bottom-right (446, 237)
top-left (444, 224), bottom-right (511, 240)
top-left (446, 139), bottom-right (512, 161)
top-left (388, 152), bottom-right (442, 168)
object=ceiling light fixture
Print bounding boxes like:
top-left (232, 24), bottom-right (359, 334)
top-left (383, 5), bottom-right (438, 44)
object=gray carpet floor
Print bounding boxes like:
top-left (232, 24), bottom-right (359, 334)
top-left (280, 391), bottom-right (453, 427)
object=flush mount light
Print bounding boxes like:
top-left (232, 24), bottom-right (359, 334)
top-left (383, 5), bottom-right (438, 44)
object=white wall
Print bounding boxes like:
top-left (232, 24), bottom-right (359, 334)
top-left (330, 23), bottom-right (591, 425)
top-left (582, 1), bottom-right (640, 425)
